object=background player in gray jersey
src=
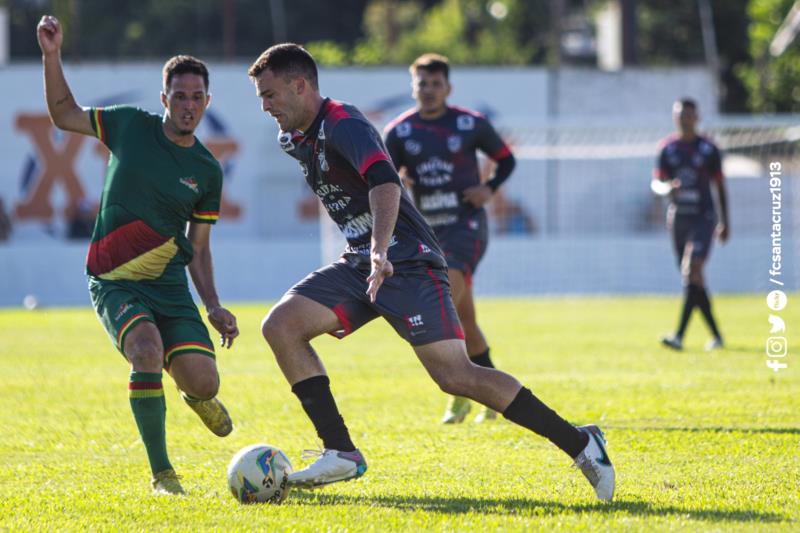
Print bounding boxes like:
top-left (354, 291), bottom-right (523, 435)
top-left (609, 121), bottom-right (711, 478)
top-left (384, 53), bottom-right (516, 423)
top-left (248, 43), bottom-right (615, 502)
top-left (652, 98), bottom-right (729, 351)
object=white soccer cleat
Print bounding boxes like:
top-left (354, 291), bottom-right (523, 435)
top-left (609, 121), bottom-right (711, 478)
top-left (705, 336), bottom-right (724, 351)
top-left (574, 424), bottom-right (615, 502)
top-left (287, 448), bottom-right (367, 488)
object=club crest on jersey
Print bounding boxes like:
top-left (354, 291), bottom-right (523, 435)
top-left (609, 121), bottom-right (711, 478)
top-left (447, 135), bottom-right (462, 153)
top-left (278, 131), bottom-right (295, 152)
top-left (456, 115), bottom-right (475, 131)
top-left (179, 176), bottom-right (199, 193)
top-left (396, 122), bottom-right (412, 138)
top-left (404, 139), bottom-right (422, 155)
top-left (318, 150), bottom-right (330, 172)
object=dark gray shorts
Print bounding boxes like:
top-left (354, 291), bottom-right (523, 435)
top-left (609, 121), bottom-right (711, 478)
top-left (434, 211), bottom-right (488, 286)
top-left (288, 260), bottom-right (464, 346)
top-left (671, 213), bottom-right (717, 264)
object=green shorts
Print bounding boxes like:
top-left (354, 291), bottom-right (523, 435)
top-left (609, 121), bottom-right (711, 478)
top-left (88, 277), bottom-right (215, 368)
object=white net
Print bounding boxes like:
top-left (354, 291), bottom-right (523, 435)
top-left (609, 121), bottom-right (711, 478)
top-left (321, 118), bottom-right (800, 295)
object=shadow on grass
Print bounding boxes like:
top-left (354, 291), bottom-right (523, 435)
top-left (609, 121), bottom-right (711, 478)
top-left (290, 492), bottom-right (787, 523)
top-left (609, 426), bottom-right (800, 435)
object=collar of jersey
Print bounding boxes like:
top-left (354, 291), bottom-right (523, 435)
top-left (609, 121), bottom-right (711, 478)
top-left (297, 97), bottom-right (331, 140)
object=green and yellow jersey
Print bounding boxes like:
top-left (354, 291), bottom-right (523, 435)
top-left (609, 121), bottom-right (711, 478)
top-left (86, 106), bottom-right (222, 285)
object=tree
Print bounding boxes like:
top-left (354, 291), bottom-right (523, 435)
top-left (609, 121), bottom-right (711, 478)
top-left (313, 0), bottom-right (545, 66)
top-left (737, 0), bottom-right (800, 112)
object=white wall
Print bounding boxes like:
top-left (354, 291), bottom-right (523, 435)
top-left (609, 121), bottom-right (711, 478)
top-left (4, 63), bottom-right (787, 308)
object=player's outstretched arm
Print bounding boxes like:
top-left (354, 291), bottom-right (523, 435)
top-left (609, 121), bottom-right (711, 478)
top-left (187, 222), bottom-right (239, 348)
top-left (366, 182), bottom-right (400, 302)
top-left (37, 15), bottom-right (93, 136)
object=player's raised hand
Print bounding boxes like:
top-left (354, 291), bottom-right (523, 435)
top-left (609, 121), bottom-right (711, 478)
top-left (462, 184), bottom-right (493, 207)
top-left (207, 306), bottom-right (239, 348)
top-left (366, 250), bottom-right (394, 303)
top-left (37, 15), bottom-right (63, 55)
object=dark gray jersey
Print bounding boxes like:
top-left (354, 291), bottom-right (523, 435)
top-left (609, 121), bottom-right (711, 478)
top-left (279, 98), bottom-right (444, 269)
top-left (655, 135), bottom-right (723, 217)
top-left (384, 106), bottom-right (511, 227)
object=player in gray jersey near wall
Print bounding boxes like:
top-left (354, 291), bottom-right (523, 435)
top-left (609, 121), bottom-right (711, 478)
top-left (384, 53), bottom-right (516, 424)
top-left (652, 98), bottom-right (729, 351)
top-left (248, 43), bottom-right (615, 502)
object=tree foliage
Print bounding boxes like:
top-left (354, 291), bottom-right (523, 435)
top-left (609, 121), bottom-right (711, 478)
top-left (310, 0), bottom-right (544, 66)
top-left (736, 0), bottom-right (800, 112)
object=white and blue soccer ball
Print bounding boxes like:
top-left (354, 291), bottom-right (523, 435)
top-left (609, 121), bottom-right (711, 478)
top-left (227, 444), bottom-right (292, 504)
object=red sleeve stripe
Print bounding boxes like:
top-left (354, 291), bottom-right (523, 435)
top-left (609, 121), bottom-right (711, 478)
top-left (129, 381), bottom-right (164, 390)
top-left (359, 152), bottom-right (390, 175)
top-left (713, 170), bottom-right (724, 183)
top-left (490, 145), bottom-right (512, 161)
top-left (192, 211), bottom-right (220, 221)
top-left (653, 168), bottom-right (667, 179)
top-left (94, 108), bottom-right (105, 143)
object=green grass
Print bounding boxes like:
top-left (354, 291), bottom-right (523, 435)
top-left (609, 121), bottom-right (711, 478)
top-left (1, 295), bottom-right (798, 532)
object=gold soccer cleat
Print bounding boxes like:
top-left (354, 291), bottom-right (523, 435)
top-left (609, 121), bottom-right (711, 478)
top-left (152, 469), bottom-right (186, 495)
top-left (181, 392), bottom-right (234, 437)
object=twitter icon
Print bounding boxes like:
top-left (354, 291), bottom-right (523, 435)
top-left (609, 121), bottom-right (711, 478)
top-left (768, 315), bottom-right (785, 333)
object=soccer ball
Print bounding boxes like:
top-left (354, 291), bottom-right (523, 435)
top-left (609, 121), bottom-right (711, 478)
top-left (227, 444), bottom-right (293, 504)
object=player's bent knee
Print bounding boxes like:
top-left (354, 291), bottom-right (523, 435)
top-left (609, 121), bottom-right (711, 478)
top-left (432, 370), bottom-right (473, 397)
top-left (188, 374), bottom-right (220, 400)
top-left (125, 339), bottom-right (163, 370)
top-left (261, 305), bottom-right (291, 340)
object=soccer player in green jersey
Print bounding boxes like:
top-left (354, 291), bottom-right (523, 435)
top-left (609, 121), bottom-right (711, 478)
top-left (37, 15), bottom-right (239, 495)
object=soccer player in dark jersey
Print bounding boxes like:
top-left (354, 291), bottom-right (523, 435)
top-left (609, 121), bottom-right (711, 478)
top-left (652, 98), bottom-right (729, 351)
top-left (248, 44), bottom-right (615, 502)
top-left (37, 15), bottom-right (239, 495)
top-left (384, 53), bottom-right (515, 424)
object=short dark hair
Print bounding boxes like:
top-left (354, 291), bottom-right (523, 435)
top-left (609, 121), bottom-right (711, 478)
top-left (162, 55), bottom-right (209, 92)
top-left (410, 53), bottom-right (450, 80)
top-left (248, 43), bottom-right (319, 90)
top-left (676, 97), bottom-right (698, 111)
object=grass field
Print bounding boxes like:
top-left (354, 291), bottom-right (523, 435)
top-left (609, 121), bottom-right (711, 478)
top-left (1, 295), bottom-right (798, 531)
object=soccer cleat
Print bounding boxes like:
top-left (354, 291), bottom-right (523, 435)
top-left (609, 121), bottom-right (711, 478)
top-left (660, 335), bottom-right (683, 351)
top-left (441, 396), bottom-right (471, 424)
top-left (473, 406), bottom-right (497, 423)
top-left (152, 469), bottom-right (186, 495)
top-left (574, 424), bottom-right (615, 502)
top-left (705, 336), bottom-right (724, 351)
top-left (181, 392), bottom-right (233, 437)
top-left (287, 448), bottom-right (367, 488)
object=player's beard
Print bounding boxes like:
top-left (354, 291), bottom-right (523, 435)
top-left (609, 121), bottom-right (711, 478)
top-left (171, 116), bottom-right (196, 137)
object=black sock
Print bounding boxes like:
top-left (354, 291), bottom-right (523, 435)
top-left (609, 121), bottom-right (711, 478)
top-left (695, 286), bottom-right (721, 339)
top-left (291, 375), bottom-right (355, 452)
top-left (502, 387), bottom-right (589, 458)
top-left (469, 348), bottom-right (495, 369)
top-left (676, 284), bottom-right (700, 338)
